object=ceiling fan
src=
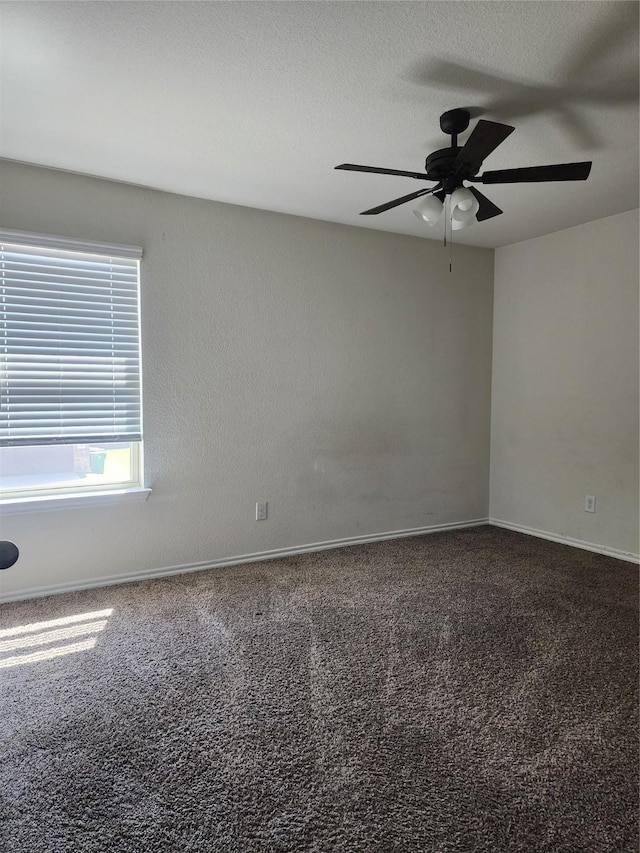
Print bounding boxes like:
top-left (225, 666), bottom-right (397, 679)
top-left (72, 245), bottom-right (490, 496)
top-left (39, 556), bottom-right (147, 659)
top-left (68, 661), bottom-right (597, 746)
top-left (335, 109), bottom-right (592, 226)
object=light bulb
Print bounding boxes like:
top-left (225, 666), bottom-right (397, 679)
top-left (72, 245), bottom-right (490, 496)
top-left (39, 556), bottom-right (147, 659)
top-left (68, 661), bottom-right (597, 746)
top-left (413, 194), bottom-right (444, 225)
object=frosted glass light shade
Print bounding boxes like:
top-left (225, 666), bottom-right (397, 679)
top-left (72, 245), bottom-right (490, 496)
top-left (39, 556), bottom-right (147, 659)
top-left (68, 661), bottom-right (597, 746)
top-left (413, 194), bottom-right (444, 225)
top-left (450, 187), bottom-right (479, 228)
top-left (451, 187), bottom-right (479, 215)
top-left (451, 215), bottom-right (472, 230)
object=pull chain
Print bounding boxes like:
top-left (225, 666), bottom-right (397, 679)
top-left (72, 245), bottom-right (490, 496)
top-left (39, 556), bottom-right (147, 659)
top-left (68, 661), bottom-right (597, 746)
top-left (443, 195), bottom-right (453, 272)
top-left (443, 194), bottom-right (447, 248)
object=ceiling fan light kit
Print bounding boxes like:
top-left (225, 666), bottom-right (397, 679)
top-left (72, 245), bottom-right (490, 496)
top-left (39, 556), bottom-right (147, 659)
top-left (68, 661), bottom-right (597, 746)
top-left (335, 108), bottom-right (592, 247)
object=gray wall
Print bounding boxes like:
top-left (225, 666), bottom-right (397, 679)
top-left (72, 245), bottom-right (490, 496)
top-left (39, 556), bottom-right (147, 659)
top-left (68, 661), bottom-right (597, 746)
top-left (0, 161), bottom-right (494, 598)
top-left (491, 209), bottom-right (639, 557)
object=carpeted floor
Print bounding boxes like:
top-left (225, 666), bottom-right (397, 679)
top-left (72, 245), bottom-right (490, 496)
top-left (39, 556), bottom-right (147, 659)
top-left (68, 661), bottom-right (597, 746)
top-left (0, 526), bottom-right (637, 852)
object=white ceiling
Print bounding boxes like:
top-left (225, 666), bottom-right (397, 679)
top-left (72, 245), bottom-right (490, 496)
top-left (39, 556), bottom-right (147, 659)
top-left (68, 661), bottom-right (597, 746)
top-left (1, 1), bottom-right (638, 248)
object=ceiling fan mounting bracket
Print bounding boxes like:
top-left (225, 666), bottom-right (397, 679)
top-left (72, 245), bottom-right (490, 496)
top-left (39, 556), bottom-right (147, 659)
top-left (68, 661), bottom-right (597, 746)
top-left (439, 108), bottom-right (470, 138)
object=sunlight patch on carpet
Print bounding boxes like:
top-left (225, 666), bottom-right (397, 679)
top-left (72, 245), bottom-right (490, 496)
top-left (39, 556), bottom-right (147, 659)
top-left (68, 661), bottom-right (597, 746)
top-left (0, 607), bottom-right (112, 668)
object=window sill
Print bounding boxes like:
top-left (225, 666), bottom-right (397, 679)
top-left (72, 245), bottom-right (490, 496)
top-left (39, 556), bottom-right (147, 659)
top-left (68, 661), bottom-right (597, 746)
top-left (0, 487), bottom-right (152, 515)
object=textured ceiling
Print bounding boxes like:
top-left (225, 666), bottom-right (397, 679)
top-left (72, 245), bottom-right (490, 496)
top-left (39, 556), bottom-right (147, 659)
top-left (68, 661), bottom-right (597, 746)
top-left (1, 1), bottom-right (638, 248)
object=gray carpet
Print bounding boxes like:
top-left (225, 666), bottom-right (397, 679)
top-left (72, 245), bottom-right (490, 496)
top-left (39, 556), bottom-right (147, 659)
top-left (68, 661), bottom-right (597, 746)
top-left (0, 526), bottom-right (637, 852)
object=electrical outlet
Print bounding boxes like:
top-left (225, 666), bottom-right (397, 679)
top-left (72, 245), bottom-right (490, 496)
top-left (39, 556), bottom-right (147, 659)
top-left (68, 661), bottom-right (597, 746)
top-left (256, 502), bottom-right (268, 521)
top-left (585, 495), bottom-right (596, 513)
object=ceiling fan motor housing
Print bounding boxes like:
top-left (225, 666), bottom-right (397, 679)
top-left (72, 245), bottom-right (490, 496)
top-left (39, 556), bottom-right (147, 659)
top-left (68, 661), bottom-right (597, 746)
top-left (425, 147), bottom-right (474, 192)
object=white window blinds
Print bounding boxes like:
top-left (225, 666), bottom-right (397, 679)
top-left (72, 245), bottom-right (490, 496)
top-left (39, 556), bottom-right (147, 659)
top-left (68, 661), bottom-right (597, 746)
top-left (0, 229), bottom-right (143, 447)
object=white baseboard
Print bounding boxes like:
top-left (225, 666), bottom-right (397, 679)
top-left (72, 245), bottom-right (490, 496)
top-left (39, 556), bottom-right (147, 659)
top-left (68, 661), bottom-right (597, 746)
top-left (490, 518), bottom-right (640, 564)
top-left (0, 518), bottom-right (489, 603)
top-left (4, 516), bottom-right (635, 604)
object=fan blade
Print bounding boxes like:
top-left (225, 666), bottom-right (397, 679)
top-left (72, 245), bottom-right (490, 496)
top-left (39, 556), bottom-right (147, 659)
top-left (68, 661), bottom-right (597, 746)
top-left (453, 120), bottom-right (515, 172)
top-left (336, 163), bottom-right (430, 180)
top-left (478, 162), bottom-right (592, 183)
top-left (360, 186), bottom-right (440, 215)
top-left (468, 187), bottom-right (503, 221)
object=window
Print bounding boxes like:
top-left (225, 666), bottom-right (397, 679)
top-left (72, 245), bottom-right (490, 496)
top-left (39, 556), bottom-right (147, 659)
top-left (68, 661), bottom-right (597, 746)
top-left (0, 229), bottom-right (144, 502)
